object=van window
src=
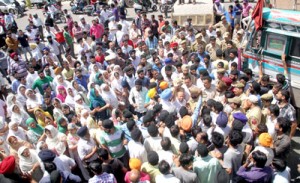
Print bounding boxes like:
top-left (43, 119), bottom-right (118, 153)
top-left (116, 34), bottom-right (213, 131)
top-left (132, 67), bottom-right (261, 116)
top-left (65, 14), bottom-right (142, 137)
top-left (251, 30), bottom-right (262, 49)
top-left (265, 33), bottom-right (287, 54)
top-left (290, 37), bottom-right (300, 58)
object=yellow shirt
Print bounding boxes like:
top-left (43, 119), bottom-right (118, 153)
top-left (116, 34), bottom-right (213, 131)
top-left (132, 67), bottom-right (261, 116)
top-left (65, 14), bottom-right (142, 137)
top-left (62, 68), bottom-right (74, 81)
top-left (141, 162), bottom-right (161, 183)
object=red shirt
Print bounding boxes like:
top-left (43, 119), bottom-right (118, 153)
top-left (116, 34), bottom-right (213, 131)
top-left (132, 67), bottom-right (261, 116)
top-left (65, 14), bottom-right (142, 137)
top-left (95, 54), bottom-right (105, 64)
top-left (120, 39), bottom-right (135, 48)
top-left (55, 31), bottom-right (65, 43)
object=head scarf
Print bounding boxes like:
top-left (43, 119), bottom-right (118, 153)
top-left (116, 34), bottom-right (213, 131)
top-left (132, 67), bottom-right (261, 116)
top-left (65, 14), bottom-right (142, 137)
top-left (25, 89), bottom-right (34, 99)
top-left (44, 125), bottom-right (66, 155)
top-left (65, 87), bottom-right (76, 109)
top-left (56, 85), bottom-right (67, 103)
top-left (16, 84), bottom-right (27, 104)
top-left (6, 94), bottom-right (16, 107)
top-left (57, 117), bottom-right (67, 134)
top-left (34, 108), bottom-right (52, 127)
top-left (18, 146), bottom-right (39, 173)
top-left (89, 88), bottom-right (106, 108)
top-left (8, 121), bottom-right (27, 140)
top-left (26, 118), bottom-right (44, 136)
top-left (94, 72), bottom-right (104, 86)
top-left (10, 104), bottom-right (29, 128)
top-left (7, 135), bottom-right (22, 150)
top-left (0, 156), bottom-right (16, 174)
top-left (100, 83), bottom-right (118, 108)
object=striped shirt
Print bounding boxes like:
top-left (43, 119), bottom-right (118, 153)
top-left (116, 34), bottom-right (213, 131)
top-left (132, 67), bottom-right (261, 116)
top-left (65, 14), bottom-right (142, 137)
top-left (100, 127), bottom-right (126, 158)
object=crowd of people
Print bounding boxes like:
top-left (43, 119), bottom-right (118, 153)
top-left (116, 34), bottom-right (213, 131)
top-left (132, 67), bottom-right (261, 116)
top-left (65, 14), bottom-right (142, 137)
top-left (0, 0), bottom-right (297, 182)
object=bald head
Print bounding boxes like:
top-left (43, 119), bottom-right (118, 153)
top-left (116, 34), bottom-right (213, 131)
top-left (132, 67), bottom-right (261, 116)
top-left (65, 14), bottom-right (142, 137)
top-left (129, 169), bottom-right (141, 183)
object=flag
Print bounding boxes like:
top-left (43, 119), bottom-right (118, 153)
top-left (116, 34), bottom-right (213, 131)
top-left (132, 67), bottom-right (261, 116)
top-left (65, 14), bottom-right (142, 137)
top-left (252, 0), bottom-right (264, 30)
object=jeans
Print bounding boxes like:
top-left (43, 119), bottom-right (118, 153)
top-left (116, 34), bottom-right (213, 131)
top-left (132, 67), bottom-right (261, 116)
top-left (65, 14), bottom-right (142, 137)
top-left (22, 46), bottom-right (33, 61)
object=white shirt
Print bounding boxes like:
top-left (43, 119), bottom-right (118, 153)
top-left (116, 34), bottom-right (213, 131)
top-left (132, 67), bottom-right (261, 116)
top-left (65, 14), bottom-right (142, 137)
top-left (80, 23), bottom-right (91, 33)
top-left (130, 56), bottom-right (141, 69)
top-left (128, 140), bottom-right (148, 163)
top-left (33, 17), bottom-right (43, 27)
top-left (77, 138), bottom-right (98, 162)
top-left (161, 100), bottom-right (176, 114)
top-left (0, 99), bottom-right (5, 118)
top-left (77, 43), bottom-right (91, 62)
top-left (26, 71), bottom-right (39, 88)
top-left (157, 150), bottom-right (174, 167)
top-left (242, 123), bottom-right (253, 144)
top-left (207, 125), bottom-right (231, 140)
top-left (129, 86), bottom-right (148, 113)
top-left (172, 99), bottom-right (187, 113)
top-left (44, 30), bottom-right (56, 40)
top-left (121, 45), bottom-right (133, 55)
top-left (57, 154), bottom-right (76, 172)
top-left (115, 30), bottom-right (125, 46)
top-left (119, 20), bottom-right (130, 34)
top-left (206, 30), bottom-right (217, 38)
top-left (46, 40), bottom-right (60, 55)
top-left (100, 10), bottom-right (112, 22)
top-left (144, 136), bottom-right (163, 152)
top-left (266, 116), bottom-right (277, 138)
top-left (273, 167), bottom-right (291, 183)
top-left (26, 29), bottom-right (39, 43)
top-left (155, 174), bottom-right (180, 183)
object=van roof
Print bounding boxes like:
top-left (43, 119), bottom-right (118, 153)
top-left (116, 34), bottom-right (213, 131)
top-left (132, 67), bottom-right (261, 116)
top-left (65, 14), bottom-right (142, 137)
top-left (263, 8), bottom-right (300, 26)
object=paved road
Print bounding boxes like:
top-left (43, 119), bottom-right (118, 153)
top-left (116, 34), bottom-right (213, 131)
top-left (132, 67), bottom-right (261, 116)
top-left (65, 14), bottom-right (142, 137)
top-left (14, 0), bottom-right (300, 179)
top-left (15, 0), bottom-right (257, 30)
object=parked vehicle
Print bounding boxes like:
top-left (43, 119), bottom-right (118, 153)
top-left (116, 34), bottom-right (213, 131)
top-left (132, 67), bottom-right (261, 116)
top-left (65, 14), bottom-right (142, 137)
top-left (5, 0), bottom-right (25, 11)
top-left (133, 0), bottom-right (157, 13)
top-left (31, 0), bottom-right (46, 8)
top-left (171, 0), bottom-right (214, 29)
top-left (0, 0), bottom-right (24, 17)
top-left (43, 4), bottom-right (66, 23)
top-left (70, 0), bottom-right (94, 15)
top-left (159, 0), bottom-right (175, 13)
top-left (243, 8), bottom-right (300, 107)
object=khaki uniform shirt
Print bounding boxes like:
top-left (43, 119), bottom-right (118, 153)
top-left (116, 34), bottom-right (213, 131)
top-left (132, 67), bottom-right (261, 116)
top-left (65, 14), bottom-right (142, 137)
top-left (191, 40), bottom-right (206, 52)
top-left (246, 106), bottom-right (262, 130)
top-left (205, 43), bottom-right (221, 61)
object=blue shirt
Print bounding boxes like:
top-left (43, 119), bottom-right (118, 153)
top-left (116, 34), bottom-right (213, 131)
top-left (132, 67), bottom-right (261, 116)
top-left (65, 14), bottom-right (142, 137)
top-left (120, 122), bottom-right (132, 141)
top-left (192, 96), bottom-right (203, 127)
top-left (233, 4), bottom-right (243, 15)
top-left (11, 80), bottom-right (20, 94)
top-left (75, 74), bottom-right (89, 90)
top-left (145, 37), bottom-right (158, 50)
top-left (197, 51), bottom-right (209, 62)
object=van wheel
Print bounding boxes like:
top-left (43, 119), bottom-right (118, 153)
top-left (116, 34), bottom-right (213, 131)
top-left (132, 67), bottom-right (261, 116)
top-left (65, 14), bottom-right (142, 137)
top-left (152, 5), bottom-right (157, 11)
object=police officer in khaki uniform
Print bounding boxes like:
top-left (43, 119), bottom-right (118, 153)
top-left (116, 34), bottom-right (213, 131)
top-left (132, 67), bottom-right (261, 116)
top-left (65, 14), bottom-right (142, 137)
top-left (205, 36), bottom-right (221, 61)
top-left (228, 96), bottom-right (244, 127)
top-left (216, 28), bottom-right (224, 46)
top-left (233, 29), bottom-right (247, 49)
top-left (191, 33), bottom-right (206, 52)
top-left (179, 39), bottom-right (191, 54)
top-left (220, 32), bottom-right (236, 51)
top-left (244, 95), bottom-right (262, 130)
top-left (213, 16), bottom-right (229, 35)
top-left (261, 93), bottom-right (273, 124)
